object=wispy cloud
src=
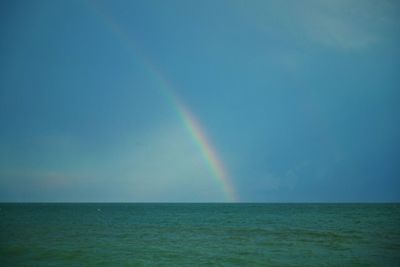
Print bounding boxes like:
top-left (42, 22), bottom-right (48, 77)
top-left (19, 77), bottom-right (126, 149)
top-left (236, 0), bottom-right (398, 50)
top-left (297, 0), bottom-right (394, 50)
top-left (0, 121), bottom-right (227, 202)
top-left (115, 123), bottom-right (226, 202)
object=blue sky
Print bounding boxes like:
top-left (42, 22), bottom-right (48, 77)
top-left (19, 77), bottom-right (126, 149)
top-left (0, 0), bottom-right (399, 202)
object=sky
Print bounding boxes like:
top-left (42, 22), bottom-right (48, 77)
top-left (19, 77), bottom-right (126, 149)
top-left (0, 0), bottom-right (399, 202)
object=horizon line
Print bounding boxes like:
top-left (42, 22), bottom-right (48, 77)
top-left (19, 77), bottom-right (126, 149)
top-left (0, 201), bottom-right (399, 204)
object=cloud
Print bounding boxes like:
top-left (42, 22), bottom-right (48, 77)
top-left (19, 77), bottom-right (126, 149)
top-left (114, 122), bottom-right (226, 202)
top-left (296, 0), bottom-right (387, 50)
top-left (256, 169), bottom-right (299, 192)
top-left (236, 0), bottom-right (397, 50)
top-left (0, 121), bottom-right (227, 202)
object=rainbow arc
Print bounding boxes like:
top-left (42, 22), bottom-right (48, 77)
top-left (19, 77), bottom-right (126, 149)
top-left (89, 3), bottom-right (238, 201)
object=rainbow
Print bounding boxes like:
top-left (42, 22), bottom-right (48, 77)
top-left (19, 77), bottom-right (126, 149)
top-left (147, 67), bottom-right (237, 202)
top-left (175, 102), bottom-right (237, 202)
top-left (89, 3), bottom-right (238, 202)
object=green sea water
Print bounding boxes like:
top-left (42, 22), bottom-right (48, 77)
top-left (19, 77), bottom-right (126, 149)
top-left (0, 203), bottom-right (399, 266)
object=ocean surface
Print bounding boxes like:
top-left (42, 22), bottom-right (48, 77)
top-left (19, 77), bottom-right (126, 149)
top-left (0, 203), bottom-right (399, 266)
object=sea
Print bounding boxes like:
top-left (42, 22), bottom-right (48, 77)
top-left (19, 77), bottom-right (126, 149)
top-left (0, 203), bottom-right (399, 266)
